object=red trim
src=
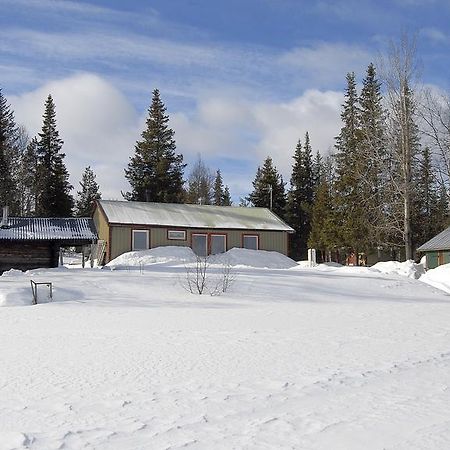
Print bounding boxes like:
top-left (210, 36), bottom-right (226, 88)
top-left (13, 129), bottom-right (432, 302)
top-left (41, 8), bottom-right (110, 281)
top-left (209, 233), bottom-right (227, 254)
top-left (190, 232), bottom-right (228, 255)
top-left (191, 233), bottom-right (208, 256)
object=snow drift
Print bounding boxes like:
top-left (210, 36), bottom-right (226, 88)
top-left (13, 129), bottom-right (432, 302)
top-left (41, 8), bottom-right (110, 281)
top-left (370, 260), bottom-right (425, 279)
top-left (420, 263), bottom-right (450, 294)
top-left (209, 247), bottom-right (298, 269)
top-left (106, 246), bottom-right (197, 269)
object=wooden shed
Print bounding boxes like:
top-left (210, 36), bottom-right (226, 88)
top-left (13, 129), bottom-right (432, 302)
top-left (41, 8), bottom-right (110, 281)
top-left (0, 215), bottom-right (98, 273)
top-left (93, 200), bottom-right (294, 263)
top-left (417, 226), bottom-right (450, 269)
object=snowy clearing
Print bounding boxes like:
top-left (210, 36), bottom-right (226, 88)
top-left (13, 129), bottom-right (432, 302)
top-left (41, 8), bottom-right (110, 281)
top-left (1, 248), bottom-right (450, 449)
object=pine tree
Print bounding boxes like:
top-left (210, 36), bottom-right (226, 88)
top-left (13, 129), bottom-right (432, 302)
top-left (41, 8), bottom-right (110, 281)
top-left (248, 156), bottom-right (286, 218)
top-left (75, 166), bottom-right (101, 217)
top-left (333, 72), bottom-right (368, 255)
top-left (35, 94), bottom-right (73, 217)
top-left (0, 88), bottom-right (19, 213)
top-left (213, 169), bottom-right (225, 205)
top-left (312, 150), bottom-right (324, 194)
top-left (309, 156), bottom-right (337, 262)
top-left (286, 132), bottom-right (314, 259)
top-left (186, 156), bottom-right (213, 204)
top-left (18, 137), bottom-right (38, 216)
top-left (212, 169), bottom-right (232, 206)
top-left (222, 185), bottom-right (232, 206)
top-left (358, 63), bottom-right (388, 248)
top-left (124, 89), bottom-right (185, 203)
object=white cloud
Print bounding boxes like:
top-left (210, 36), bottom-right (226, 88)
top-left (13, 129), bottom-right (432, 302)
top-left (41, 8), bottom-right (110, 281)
top-left (279, 42), bottom-right (373, 83)
top-left (421, 27), bottom-right (449, 43)
top-left (10, 73), bottom-right (141, 199)
top-left (9, 74), bottom-right (343, 202)
top-left (172, 89), bottom-right (343, 197)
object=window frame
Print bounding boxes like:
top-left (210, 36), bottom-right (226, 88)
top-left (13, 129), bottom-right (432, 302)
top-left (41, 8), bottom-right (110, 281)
top-left (167, 229), bottom-right (187, 241)
top-left (191, 233), bottom-right (208, 257)
top-left (132, 229), bottom-right (150, 251)
top-left (210, 233), bottom-right (227, 255)
top-left (242, 234), bottom-right (259, 250)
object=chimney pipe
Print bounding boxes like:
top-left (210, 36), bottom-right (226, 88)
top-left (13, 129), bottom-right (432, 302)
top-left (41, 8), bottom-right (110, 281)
top-left (1, 206), bottom-right (9, 228)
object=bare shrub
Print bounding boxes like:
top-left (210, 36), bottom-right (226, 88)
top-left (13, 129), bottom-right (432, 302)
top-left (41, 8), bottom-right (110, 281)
top-left (183, 256), bottom-right (235, 296)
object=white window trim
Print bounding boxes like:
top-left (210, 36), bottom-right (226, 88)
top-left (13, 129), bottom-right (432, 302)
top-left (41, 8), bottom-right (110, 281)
top-left (132, 229), bottom-right (149, 251)
top-left (243, 234), bottom-right (259, 250)
top-left (168, 229), bottom-right (186, 240)
top-left (210, 234), bottom-right (227, 254)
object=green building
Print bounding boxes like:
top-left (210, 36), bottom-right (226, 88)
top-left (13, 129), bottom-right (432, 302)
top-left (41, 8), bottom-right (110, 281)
top-left (93, 200), bottom-right (294, 264)
top-left (417, 226), bottom-right (450, 269)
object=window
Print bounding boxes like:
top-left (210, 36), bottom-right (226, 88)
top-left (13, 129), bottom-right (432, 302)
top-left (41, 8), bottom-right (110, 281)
top-left (210, 234), bottom-right (226, 255)
top-left (168, 230), bottom-right (186, 240)
top-left (192, 234), bottom-right (208, 257)
top-left (243, 235), bottom-right (258, 250)
top-left (132, 230), bottom-right (149, 251)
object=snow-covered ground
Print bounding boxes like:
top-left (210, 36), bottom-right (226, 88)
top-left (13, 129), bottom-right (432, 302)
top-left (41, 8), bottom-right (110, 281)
top-left (1, 248), bottom-right (450, 449)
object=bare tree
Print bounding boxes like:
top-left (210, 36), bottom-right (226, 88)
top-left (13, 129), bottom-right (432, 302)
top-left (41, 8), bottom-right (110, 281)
top-left (186, 155), bottom-right (214, 205)
top-left (420, 88), bottom-right (450, 195)
top-left (380, 33), bottom-right (421, 260)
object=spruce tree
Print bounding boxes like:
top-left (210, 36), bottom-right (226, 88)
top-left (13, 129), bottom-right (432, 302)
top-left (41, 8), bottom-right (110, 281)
top-left (333, 72), bottom-right (367, 255)
top-left (18, 137), bottom-right (38, 216)
top-left (247, 156), bottom-right (286, 218)
top-left (222, 185), bottom-right (232, 206)
top-left (286, 132), bottom-right (314, 259)
top-left (35, 94), bottom-right (73, 217)
top-left (75, 166), bottom-right (101, 217)
top-left (309, 155), bottom-right (337, 262)
top-left (0, 88), bottom-right (19, 213)
top-left (124, 89), bottom-right (185, 203)
top-left (212, 169), bottom-right (232, 206)
top-left (358, 63), bottom-right (388, 248)
top-left (213, 169), bottom-right (225, 205)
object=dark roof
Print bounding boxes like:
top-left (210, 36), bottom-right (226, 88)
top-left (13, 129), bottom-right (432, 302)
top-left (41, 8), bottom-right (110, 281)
top-left (417, 226), bottom-right (450, 252)
top-left (0, 217), bottom-right (97, 242)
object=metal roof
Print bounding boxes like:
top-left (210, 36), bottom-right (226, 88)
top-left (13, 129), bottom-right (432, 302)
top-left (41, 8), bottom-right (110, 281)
top-left (0, 217), bottom-right (98, 242)
top-left (417, 226), bottom-right (450, 252)
top-left (98, 200), bottom-right (294, 232)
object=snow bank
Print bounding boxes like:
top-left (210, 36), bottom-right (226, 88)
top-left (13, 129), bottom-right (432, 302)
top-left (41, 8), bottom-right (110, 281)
top-left (210, 248), bottom-right (298, 269)
top-left (106, 246), bottom-right (197, 269)
top-left (0, 287), bottom-right (32, 307)
top-left (370, 260), bottom-right (425, 279)
top-left (107, 246), bottom-right (298, 270)
top-left (1, 268), bottom-right (25, 277)
top-left (420, 263), bottom-right (450, 294)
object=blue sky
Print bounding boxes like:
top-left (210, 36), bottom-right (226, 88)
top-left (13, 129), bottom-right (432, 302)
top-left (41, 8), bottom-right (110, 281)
top-left (2, 0), bottom-right (450, 200)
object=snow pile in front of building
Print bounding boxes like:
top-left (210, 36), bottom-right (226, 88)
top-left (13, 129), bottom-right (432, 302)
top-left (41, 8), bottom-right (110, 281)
top-left (106, 246), bottom-right (197, 269)
top-left (370, 260), bottom-right (425, 279)
top-left (419, 263), bottom-right (450, 293)
top-left (210, 248), bottom-right (298, 269)
top-left (107, 246), bottom-right (298, 270)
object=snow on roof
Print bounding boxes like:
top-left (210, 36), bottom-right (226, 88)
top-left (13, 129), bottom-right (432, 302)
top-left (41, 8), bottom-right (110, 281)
top-left (0, 218), bottom-right (98, 242)
top-left (417, 226), bottom-right (450, 252)
top-left (98, 200), bottom-right (294, 232)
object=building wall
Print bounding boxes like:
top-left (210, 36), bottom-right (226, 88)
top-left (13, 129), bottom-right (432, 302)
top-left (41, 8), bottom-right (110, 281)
top-left (426, 250), bottom-right (450, 269)
top-left (0, 241), bottom-right (58, 273)
top-left (107, 224), bottom-right (289, 261)
top-left (93, 205), bottom-right (111, 261)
